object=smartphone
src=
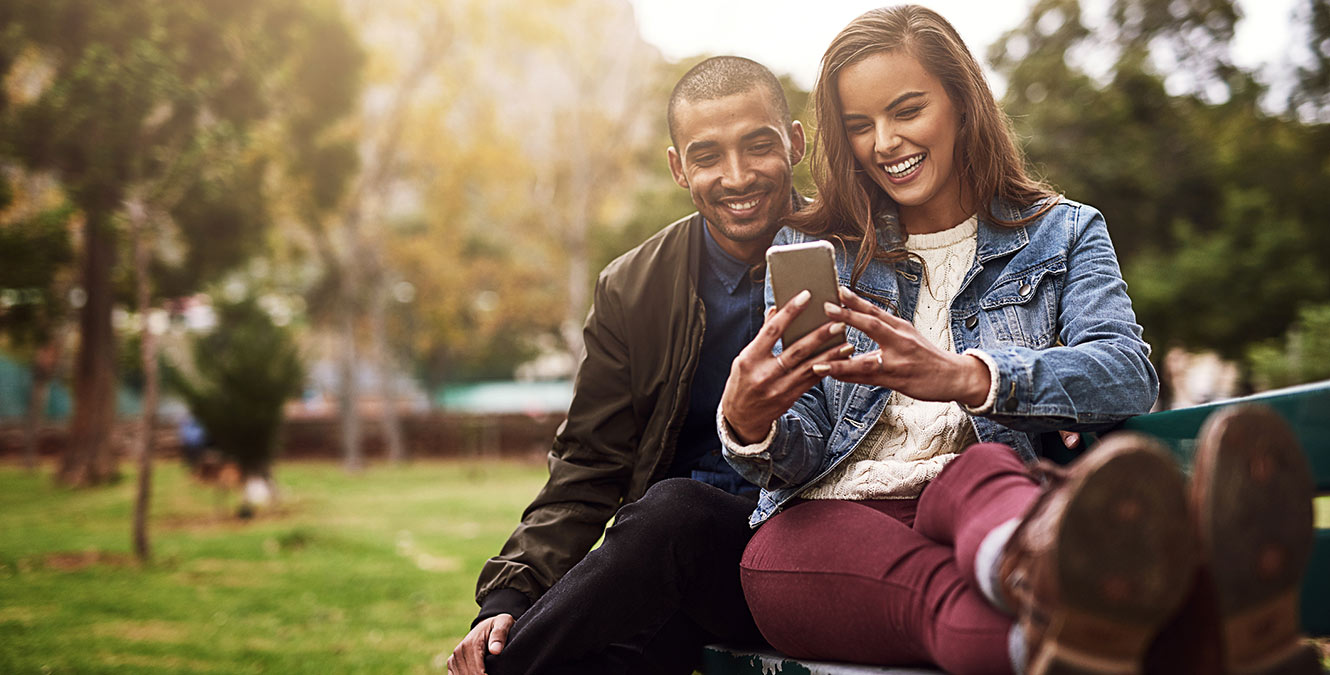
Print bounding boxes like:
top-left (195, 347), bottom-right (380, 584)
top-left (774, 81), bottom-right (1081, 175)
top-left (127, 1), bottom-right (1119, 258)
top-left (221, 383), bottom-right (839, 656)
top-left (766, 240), bottom-right (846, 353)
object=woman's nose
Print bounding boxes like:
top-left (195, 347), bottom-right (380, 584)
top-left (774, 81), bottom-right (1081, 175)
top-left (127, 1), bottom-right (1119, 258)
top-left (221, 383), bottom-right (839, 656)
top-left (874, 124), bottom-right (901, 158)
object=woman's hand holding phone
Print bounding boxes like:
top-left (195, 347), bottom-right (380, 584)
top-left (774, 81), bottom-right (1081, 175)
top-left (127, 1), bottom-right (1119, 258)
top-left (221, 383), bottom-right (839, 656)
top-left (719, 290), bottom-right (854, 445)
top-left (810, 286), bottom-right (991, 407)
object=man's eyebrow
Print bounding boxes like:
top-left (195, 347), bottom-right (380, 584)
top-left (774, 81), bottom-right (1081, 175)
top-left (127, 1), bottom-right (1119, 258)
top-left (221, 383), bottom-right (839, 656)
top-left (842, 91), bottom-right (927, 120)
top-left (683, 139), bottom-right (718, 158)
top-left (685, 127), bottom-right (780, 158)
top-left (740, 127), bottom-right (780, 142)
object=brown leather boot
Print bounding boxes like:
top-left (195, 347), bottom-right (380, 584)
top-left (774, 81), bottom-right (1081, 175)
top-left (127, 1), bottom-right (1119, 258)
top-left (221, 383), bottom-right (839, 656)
top-left (1189, 404), bottom-right (1323, 675)
top-left (1000, 433), bottom-right (1197, 675)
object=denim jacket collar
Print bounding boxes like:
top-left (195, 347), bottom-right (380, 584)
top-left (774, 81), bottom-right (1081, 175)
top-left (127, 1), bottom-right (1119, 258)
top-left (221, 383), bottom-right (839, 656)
top-left (872, 198), bottom-right (1034, 266)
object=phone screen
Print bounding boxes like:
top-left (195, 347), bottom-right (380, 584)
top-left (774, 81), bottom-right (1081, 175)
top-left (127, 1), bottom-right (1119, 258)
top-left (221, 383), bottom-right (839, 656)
top-left (766, 240), bottom-right (846, 353)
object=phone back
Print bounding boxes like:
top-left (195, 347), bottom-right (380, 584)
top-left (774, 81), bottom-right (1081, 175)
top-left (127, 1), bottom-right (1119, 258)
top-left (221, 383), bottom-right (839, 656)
top-left (766, 240), bottom-right (844, 352)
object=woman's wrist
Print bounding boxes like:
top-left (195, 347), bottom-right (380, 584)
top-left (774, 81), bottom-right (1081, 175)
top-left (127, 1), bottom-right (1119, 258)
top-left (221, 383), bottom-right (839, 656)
top-left (725, 412), bottom-right (769, 445)
top-left (717, 407), bottom-right (777, 455)
top-left (952, 353), bottom-right (992, 408)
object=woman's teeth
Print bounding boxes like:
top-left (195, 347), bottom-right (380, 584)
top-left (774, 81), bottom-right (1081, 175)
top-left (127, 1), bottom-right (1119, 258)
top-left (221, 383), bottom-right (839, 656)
top-left (884, 154), bottom-right (924, 177)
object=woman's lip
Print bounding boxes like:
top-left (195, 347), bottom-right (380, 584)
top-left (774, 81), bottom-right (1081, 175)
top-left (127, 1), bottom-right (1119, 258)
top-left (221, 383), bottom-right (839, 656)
top-left (881, 154), bottom-right (925, 184)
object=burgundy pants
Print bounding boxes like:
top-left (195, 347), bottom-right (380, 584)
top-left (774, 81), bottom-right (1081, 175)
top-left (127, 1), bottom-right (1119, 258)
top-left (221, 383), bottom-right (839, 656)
top-left (739, 443), bottom-right (1041, 675)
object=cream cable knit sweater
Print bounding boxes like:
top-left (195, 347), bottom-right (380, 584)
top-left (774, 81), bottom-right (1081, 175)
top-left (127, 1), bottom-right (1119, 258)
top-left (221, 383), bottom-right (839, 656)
top-left (801, 217), bottom-right (980, 500)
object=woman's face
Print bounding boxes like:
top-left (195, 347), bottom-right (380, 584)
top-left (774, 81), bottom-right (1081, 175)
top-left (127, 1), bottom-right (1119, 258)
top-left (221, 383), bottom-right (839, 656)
top-left (837, 50), bottom-right (967, 233)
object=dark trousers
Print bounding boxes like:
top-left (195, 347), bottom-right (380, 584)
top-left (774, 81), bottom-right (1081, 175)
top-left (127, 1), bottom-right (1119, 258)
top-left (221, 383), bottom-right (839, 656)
top-left (487, 478), bottom-right (765, 675)
top-left (739, 443), bottom-right (1041, 675)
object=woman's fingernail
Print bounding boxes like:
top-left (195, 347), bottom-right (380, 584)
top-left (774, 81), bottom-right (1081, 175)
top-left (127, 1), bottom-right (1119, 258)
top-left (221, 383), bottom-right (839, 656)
top-left (828, 321), bottom-right (845, 334)
top-left (812, 363), bottom-right (830, 375)
top-left (794, 290), bottom-right (812, 305)
top-left (837, 343), bottom-right (855, 356)
top-left (824, 302), bottom-right (841, 315)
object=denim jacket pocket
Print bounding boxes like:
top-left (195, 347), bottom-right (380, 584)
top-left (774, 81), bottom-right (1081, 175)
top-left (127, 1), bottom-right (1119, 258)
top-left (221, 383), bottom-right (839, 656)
top-left (979, 257), bottom-right (1067, 348)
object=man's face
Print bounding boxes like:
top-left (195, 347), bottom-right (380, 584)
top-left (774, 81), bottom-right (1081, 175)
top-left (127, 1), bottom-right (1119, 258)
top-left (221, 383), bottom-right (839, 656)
top-left (667, 88), bottom-right (805, 262)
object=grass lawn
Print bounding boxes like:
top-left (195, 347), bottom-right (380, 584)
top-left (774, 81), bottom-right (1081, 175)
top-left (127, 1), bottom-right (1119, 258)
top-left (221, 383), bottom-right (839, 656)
top-left (2, 459), bottom-right (1327, 674)
top-left (0, 458), bottom-right (548, 674)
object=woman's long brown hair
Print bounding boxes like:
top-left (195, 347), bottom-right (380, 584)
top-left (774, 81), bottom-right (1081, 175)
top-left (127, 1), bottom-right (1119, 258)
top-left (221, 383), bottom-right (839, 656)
top-left (787, 5), bottom-right (1058, 287)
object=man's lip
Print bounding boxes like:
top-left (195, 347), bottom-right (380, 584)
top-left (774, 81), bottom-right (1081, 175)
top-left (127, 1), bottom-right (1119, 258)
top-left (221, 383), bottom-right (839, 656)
top-left (718, 193), bottom-right (765, 213)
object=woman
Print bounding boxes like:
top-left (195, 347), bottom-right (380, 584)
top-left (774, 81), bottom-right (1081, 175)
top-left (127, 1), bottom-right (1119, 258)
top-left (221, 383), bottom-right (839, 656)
top-left (717, 6), bottom-right (1319, 675)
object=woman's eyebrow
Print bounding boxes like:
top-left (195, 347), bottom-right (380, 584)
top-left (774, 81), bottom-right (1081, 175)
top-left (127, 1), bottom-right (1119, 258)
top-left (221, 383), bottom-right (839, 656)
top-left (885, 91), bottom-right (926, 111)
top-left (842, 91), bottom-right (927, 120)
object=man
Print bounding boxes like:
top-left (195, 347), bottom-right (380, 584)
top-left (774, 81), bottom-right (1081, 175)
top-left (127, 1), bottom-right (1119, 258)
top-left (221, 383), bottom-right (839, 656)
top-left (447, 56), bottom-right (806, 675)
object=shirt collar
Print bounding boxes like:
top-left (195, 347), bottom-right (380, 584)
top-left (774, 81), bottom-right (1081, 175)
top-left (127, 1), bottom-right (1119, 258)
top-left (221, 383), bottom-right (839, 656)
top-left (701, 221), bottom-right (758, 294)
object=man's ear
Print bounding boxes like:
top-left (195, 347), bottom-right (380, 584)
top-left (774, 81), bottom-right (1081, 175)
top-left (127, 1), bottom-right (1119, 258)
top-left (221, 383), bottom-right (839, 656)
top-left (788, 120), bottom-right (807, 167)
top-left (667, 146), bottom-right (689, 189)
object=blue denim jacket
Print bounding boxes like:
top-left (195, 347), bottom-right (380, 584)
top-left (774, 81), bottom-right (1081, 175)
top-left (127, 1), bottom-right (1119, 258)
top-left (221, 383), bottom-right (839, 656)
top-left (723, 198), bottom-right (1159, 527)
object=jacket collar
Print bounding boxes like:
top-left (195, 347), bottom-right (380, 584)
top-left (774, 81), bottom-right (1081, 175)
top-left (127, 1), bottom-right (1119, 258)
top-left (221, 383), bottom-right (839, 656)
top-left (873, 197), bottom-right (1035, 264)
top-left (975, 201), bottom-right (1031, 263)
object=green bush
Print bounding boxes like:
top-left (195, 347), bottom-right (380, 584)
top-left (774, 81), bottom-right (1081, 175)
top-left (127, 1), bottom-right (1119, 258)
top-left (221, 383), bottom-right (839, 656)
top-left (1247, 304), bottom-right (1330, 391)
top-left (166, 297), bottom-right (304, 477)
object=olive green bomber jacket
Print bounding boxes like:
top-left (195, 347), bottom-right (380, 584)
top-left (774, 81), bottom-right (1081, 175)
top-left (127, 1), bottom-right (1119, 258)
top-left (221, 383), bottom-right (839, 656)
top-left (473, 212), bottom-right (707, 622)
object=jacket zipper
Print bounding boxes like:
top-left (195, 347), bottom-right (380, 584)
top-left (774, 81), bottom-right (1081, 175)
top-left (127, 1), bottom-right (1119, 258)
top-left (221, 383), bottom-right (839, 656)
top-left (648, 296), bottom-right (705, 485)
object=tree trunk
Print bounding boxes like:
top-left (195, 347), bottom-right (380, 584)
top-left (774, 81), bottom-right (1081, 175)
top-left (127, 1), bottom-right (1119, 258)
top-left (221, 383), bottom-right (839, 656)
top-left (370, 286), bottom-right (406, 463)
top-left (339, 306), bottom-right (363, 472)
top-left (23, 336), bottom-right (63, 472)
top-left (130, 199), bottom-right (158, 561)
top-left (58, 208), bottom-right (119, 487)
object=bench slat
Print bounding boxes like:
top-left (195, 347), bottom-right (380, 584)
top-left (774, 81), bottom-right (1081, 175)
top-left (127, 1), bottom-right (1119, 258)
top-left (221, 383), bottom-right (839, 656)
top-left (701, 645), bottom-right (943, 675)
top-left (1119, 380), bottom-right (1330, 491)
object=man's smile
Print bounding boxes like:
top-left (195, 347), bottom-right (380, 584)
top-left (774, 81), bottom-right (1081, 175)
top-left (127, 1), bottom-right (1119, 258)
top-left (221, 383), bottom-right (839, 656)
top-left (719, 193), bottom-right (765, 216)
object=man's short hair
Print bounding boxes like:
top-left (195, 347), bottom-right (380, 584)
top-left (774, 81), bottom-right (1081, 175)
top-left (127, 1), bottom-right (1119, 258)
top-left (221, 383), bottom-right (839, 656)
top-left (667, 56), bottom-right (792, 148)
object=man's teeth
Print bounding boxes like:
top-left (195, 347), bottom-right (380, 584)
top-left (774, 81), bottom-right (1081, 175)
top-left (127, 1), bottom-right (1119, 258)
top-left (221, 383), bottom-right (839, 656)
top-left (725, 198), bottom-right (760, 210)
top-left (885, 154), bottom-right (924, 177)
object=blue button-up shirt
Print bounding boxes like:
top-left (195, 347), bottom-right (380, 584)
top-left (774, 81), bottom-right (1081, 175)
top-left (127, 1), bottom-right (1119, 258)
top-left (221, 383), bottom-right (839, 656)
top-left (667, 222), bottom-right (765, 496)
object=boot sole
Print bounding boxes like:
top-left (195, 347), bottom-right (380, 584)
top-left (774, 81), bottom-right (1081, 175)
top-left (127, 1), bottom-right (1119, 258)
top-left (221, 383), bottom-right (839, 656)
top-left (1029, 434), bottom-right (1195, 675)
top-left (1192, 405), bottom-right (1322, 675)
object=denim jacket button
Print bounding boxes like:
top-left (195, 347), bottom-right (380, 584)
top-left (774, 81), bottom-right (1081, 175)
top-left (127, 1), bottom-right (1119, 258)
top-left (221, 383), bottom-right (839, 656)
top-left (965, 315), bottom-right (978, 330)
top-left (1018, 282), bottom-right (1033, 297)
top-left (1003, 396), bottom-right (1019, 412)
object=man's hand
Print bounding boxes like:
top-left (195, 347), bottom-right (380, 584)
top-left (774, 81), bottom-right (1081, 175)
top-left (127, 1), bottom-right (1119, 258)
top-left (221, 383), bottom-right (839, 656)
top-left (447, 614), bottom-right (514, 675)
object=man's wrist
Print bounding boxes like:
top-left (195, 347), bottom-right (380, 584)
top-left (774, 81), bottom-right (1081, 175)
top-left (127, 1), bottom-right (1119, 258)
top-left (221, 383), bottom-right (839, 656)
top-left (474, 588), bottom-right (530, 627)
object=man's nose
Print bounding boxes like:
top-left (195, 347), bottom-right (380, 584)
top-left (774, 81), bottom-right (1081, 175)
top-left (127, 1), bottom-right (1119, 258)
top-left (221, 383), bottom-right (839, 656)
top-left (720, 153), bottom-right (756, 190)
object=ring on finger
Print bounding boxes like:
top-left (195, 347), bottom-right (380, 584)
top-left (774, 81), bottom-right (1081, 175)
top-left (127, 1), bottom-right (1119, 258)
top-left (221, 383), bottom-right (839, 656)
top-left (775, 353), bottom-right (790, 373)
top-left (876, 353), bottom-right (885, 369)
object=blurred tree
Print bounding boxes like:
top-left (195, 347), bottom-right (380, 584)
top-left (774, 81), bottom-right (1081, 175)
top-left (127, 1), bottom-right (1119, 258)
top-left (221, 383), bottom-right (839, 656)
top-left (0, 0), bottom-right (362, 486)
top-left (0, 168), bottom-right (75, 471)
top-left (490, 0), bottom-right (665, 360)
top-left (165, 297), bottom-right (304, 491)
top-left (281, 0), bottom-right (432, 470)
top-left (991, 0), bottom-right (1330, 402)
top-left (1292, 0), bottom-right (1330, 119)
top-left (1246, 303), bottom-right (1330, 389)
top-left (365, 0), bottom-right (667, 397)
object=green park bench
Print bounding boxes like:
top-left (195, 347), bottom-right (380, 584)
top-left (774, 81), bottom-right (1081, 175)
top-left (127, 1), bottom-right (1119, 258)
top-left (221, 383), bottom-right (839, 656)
top-left (701, 380), bottom-right (1330, 675)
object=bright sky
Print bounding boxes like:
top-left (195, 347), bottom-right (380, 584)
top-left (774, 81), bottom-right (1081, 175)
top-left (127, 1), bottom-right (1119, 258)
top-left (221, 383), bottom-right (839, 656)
top-left (628, 0), bottom-right (1301, 97)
